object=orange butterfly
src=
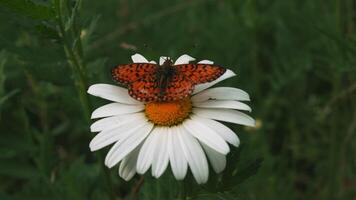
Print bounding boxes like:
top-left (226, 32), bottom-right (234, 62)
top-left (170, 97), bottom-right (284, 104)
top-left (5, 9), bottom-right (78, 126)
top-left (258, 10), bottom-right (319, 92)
top-left (112, 58), bottom-right (226, 102)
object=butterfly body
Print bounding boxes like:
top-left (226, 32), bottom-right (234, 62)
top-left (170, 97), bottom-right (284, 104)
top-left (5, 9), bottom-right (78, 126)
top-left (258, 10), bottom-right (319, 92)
top-left (155, 60), bottom-right (178, 98)
top-left (112, 58), bottom-right (226, 102)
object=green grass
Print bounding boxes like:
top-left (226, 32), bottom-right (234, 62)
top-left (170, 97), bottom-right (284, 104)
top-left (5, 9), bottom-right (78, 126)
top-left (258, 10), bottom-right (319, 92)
top-left (0, 0), bottom-right (355, 199)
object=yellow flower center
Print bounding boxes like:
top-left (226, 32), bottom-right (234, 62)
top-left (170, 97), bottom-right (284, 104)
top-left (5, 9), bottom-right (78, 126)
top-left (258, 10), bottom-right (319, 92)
top-left (145, 98), bottom-right (192, 126)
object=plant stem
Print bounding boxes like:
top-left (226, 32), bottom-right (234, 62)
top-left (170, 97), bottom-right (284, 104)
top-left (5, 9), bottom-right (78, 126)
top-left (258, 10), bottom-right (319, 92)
top-left (156, 179), bottom-right (161, 200)
top-left (54, 0), bottom-right (91, 121)
top-left (179, 180), bottom-right (187, 200)
top-left (53, 1), bottom-right (115, 200)
top-left (97, 150), bottom-right (116, 200)
top-left (131, 176), bottom-right (145, 200)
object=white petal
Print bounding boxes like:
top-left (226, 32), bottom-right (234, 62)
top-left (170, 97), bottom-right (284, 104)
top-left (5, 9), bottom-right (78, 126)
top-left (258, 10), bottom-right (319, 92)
top-left (105, 123), bottom-right (154, 168)
top-left (168, 126), bottom-right (188, 180)
top-left (159, 56), bottom-right (170, 65)
top-left (193, 100), bottom-right (251, 112)
top-left (151, 127), bottom-right (170, 178)
top-left (198, 60), bottom-right (214, 64)
top-left (119, 144), bottom-right (141, 181)
top-left (136, 127), bottom-right (161, 174)
top-left (131, 53), bottom-right (149, 63)
top-left (177, 126), bottom-right (209, 184)
top-left (149, 60), bottom-right (157, 64)
top-left (174, 54), bottom-right (195, 65)
top-left (88, 84), bottom-right (141, 104)
top-left (192, 116), bottom-right (240, 147)
top-left (201, 143), bottom-right (226, 173)
top-left (91, 103), bottom-right (144, 119)
top-left (90, 113), bottom-right (144, 132)
top-left (89, 117), bottom-right (146, 151)
top-left (192, 87), bottom-right (250, 102)
top-left (193, 69), bottom-right (236, 94)
top-left (193, 108), bottom-right (255, 127)
top-left (183, 118), bottom-right (229, 155)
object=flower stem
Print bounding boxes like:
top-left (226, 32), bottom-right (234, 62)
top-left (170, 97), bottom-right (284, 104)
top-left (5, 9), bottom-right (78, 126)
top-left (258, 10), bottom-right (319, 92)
top-left (179, 180), bottom-right (187, 200)
top-left (53, 1), bottom-right (115, 199)
top-left (131, 176), bottom-right (145, 200)
top-left (97, 150), bottom-right (116, 200)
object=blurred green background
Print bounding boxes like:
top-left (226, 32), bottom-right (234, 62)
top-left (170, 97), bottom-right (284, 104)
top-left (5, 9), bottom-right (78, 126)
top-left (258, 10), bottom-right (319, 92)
top-left (0, 0), bottom-right (355, 199)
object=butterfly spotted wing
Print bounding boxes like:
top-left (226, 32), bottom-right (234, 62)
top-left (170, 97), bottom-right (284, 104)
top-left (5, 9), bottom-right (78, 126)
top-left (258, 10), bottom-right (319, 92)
top-left (160, 63), bottom-right (226, 101)
top-left (174, 64), bottom-right (226, 84)
top-left (111, 63), bottom-right (157, 85)
top-left (127, 73), bottom-right (160, 102)
top-left (128, 73), bottom-right (194, 102)
top-left (163, 74), bottom-right (194, 101)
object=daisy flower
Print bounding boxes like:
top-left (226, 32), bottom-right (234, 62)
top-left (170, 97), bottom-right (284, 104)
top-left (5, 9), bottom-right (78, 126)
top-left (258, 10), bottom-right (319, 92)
top-left (88, 54), bottom-right (255, 184)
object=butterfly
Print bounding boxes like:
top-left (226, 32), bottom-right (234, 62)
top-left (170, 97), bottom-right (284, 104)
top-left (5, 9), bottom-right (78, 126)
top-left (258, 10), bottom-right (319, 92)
top-left (112, 58), bottom-right (226, 102)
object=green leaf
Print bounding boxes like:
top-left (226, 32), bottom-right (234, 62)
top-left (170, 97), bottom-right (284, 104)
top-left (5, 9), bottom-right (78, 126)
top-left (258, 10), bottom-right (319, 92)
top-left (232, 158), bottom-right (263, 185)
top-left (0, 51), bottom-right (18, 109)
top-left (35, 24), bottom-right (60, 41)
top-left (0, 51), bottom-right (7, 99)
top-left (0, 159), bottom-right (39, 179)
top-left (0, 89), bottom-right (19, 107)
top-left (82, 15), bottom-right (100, 50)
top-left (0, 0), bottom-right (54, 20)
top-left (65, 0), bottom-right (82, 32)
top-left (221, 158), bottom-right (263, 190)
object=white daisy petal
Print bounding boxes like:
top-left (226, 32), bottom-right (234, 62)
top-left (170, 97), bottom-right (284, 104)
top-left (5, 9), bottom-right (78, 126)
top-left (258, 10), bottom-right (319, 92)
top-left (89, 117), bottom-right (146, 151)
top-left (152, 127), bottom-right (170, 178)
top-left (192, 116), bottom-right (240, 147)
top-left (174, 54), bottom-right (196, 65)
top-left (149, 60), bottom-right (157, 64)
top-left (105, 123), bottom-right (154, 168)
top-left (193, 69), bottom-right (236, 94)
top-left (201, 143), bottom-right (226, 173)
top-left (193, 108), bottom-right (255, 127)
top-left (159, 56), bottom-right (170, 65)
top-left (136, 127), bottom-right (161, 174)
top-left (90, 113), bottom-right (144, 132)
top-left (177, 126), bottom-right (209, 184)
top-left (183, 118), bottom-right (230, 155)
top-left (91, 103), bottom-right (144, 119)
top-left (198, 60), bottom-right (214, 64)
top-left (192, 87), bottom-right (250, 102)
top-left (193, 100), bottom-right (251, 112)
top-left (119, 144), bottom-right (141, 181)
top-left (90, 115), bottom-right (122, 133)
top-left (131, 53), bottom-right (149, 63)
top-left (168, 126), bottom-right (188, 180)
top-left (88, 84), bottom-right (141, 104)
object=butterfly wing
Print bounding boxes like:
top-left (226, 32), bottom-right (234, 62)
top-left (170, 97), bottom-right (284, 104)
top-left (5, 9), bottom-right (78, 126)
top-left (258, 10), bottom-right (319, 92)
top-left (129, 73), bottom-right (194, 102)
top-left (128, 74), bottom-right (160, 102)
top-left (111, 63), bottom-right (157, 85)
top-left (174, 64), bottom-right (226, 84)
top-left (163, 74), bottom-right (194, 101)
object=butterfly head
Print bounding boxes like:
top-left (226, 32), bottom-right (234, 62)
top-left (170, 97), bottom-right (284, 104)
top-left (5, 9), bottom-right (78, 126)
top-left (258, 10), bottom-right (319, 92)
top-left (161, 57), bottom-right (174, 67)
